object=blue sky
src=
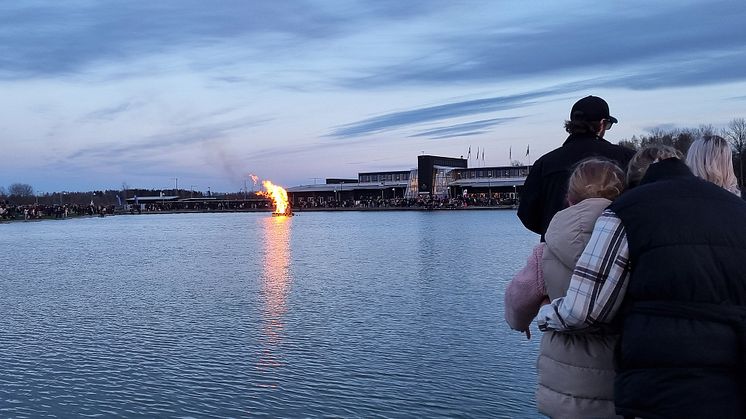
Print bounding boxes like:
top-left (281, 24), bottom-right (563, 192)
top-left (2, 0), bottom-right (745, 194)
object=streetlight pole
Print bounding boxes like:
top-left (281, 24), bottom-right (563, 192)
top-left (171, 178), bottom-right (178, 197)
top-left (488, 174), bottom-right (492, 204)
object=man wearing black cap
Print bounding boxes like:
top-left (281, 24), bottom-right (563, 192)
top-left (518, 95), bottom-right (635, 240)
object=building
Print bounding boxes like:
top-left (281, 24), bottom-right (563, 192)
top-left (287, 154), bottom-right (529, 205)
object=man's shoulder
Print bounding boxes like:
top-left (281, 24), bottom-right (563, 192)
top-left (602, 140), bottom-right (636, 156)
top-left (534, 136), bottom-right (635, 173)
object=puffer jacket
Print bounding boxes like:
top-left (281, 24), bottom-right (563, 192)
top-left (537, 198), bottom-right (619, 419)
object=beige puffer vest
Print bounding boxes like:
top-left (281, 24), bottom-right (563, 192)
top-left (537, 198), bottom-right (620, 419)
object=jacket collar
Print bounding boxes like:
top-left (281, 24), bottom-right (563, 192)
top-left (563, 133), bottom-right (603, 146)
top-left (639, 158), bottom-right (693, 186)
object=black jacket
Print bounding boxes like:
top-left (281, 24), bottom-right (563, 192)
top-left (609, 159), bottom-right (746, 419)
top-left (517, 133), bottom-right (634, 240)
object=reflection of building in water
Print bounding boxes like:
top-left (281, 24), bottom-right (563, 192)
top-left (256, 216), bottom-right (292, 375)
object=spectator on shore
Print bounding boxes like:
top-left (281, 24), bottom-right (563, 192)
top-left (518, 95), bottom-right (635, 240)
top-left (537, 145), bottom-right (746, 418)
top-left (686, 134), bottom-right (741, 196)
top-left (505, 158), bottom-right (625, 418)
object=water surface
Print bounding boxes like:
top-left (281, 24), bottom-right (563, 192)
top-left (1, 211), bottom-right (540, 417)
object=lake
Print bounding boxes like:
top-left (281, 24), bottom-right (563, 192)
top-left (1, 211), bottom-right (541, 418)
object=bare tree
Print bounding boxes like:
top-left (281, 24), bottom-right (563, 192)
top-left (722, 118), bottom-right (746, 187)
top-left (618, 136), bottom-right (640, 151)
top-left (696, 124), bottom-right (716, 139)
top-left (8, 183), bottom-right (34, 197)
top-left (0, 186), bottom-right (6, 197)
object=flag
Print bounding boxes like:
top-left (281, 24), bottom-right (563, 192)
top-left (526, 145), bottom-right (530, 156)
top-left (481, 149), bottom-right (485, 161)
top-left (509, 146), bottom-right (512, 161)
top-left (476, 146), bottom-right (479, 161)
top-left (467, 146), bottom-right (471, 159)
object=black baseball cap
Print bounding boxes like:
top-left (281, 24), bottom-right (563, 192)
top-left (570, 95), bottom-right (618, 124)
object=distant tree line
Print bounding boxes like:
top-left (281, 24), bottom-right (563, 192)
top-left (616, 118), bottom-right (746, 188)
top-left (0, 187), bottom-right (211, 206)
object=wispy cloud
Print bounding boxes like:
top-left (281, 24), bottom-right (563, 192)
top-left (82, 101), bottom-right (136, 121)
top-left (340, 2), bottom-right (746, 91)
top-left (67, 115), bottom-right (269, 161)
top-left (410, 117), bottom-right (521, 139)
top-left (0, 1), bottom-right (446, 80)
top-left (328, 85), bottom-right (582, 138)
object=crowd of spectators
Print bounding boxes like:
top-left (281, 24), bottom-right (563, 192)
top-left (295, 193), bottom-right (518, 210)
top-left (129, 200), bottom-right (272, 213)
top-left (0, 202), bottom-right (114, 221)
top-left (1, 193), bottom-right (518, 221)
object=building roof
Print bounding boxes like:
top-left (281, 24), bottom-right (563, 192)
top-left (287, 182), bottom-right (408, 193)
top-left (449, 177), bottom-right (524, 187)
top-left (125, 196), bottom-right (179, 202)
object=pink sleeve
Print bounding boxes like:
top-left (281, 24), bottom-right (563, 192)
top-left (504, 243), bottom-right (547, 332)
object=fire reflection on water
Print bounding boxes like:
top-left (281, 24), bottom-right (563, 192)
top-left (255, 215), bottom-right (292, 381)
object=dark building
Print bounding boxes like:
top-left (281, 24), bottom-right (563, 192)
top-left (417, 155), bottom-right (468, 195)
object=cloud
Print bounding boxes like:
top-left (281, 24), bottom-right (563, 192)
top-left (641, 123), bottom-right (680, 133)
top-left (0, 1), bottom-right (448, 80)
top-left (66, 115), bottom-right (269, 162)
top-left (410, 116), bottom-right (521, 139)
top-left (340, 1), bottom-right (746, 91)
top-left (328, 84), bottom-right (584, 138)
top-left (82, 101), bottom-right (137, 121)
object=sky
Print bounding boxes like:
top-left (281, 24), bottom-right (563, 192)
top-left (2, 0), bottom-right (746, 194)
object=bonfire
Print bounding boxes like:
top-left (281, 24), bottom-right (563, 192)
top-left (258, 180), bottom-right (293, 216)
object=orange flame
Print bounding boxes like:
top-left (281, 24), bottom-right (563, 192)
top-left (259, 180), bottom-right (290, 215)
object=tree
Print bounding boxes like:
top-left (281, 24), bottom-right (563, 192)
top-left (696, 124), bottom-right (716, 140)
top-left (618, 128), bottom-right (696, 157)
top-left (8, 183), bottom-right (34, 197)
top-left (618, 137), bottom-right (640, 151)
top-left (0, 186), bottom-right (6, 197)
top-left (722, 117), bottom-right (746, 188)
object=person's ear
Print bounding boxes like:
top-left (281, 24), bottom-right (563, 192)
top-left (597, 122), bottom-right (606, 137)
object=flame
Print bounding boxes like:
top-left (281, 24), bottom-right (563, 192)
top-left (259, 180), bottom-right (290, 215)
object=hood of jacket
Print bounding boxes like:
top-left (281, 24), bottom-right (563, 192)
top-left (544, 197), bottom-right (611, 271)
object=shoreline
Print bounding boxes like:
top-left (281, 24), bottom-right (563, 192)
top-left (0, 205), bottom-right (518, 224)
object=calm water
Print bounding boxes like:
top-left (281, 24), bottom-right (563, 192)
top-left (1, 211), bottom-right (541, 418)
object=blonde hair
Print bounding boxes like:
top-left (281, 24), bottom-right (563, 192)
top-left (567, 158), bottom-right (625, 205)
top-left (686, 135), bottom-right (741, 197)
top-left (626, 145), bottom-right (682, 188)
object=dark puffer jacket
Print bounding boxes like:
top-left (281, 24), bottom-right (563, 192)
top-left (608, 158), bottom-right (746, 419)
